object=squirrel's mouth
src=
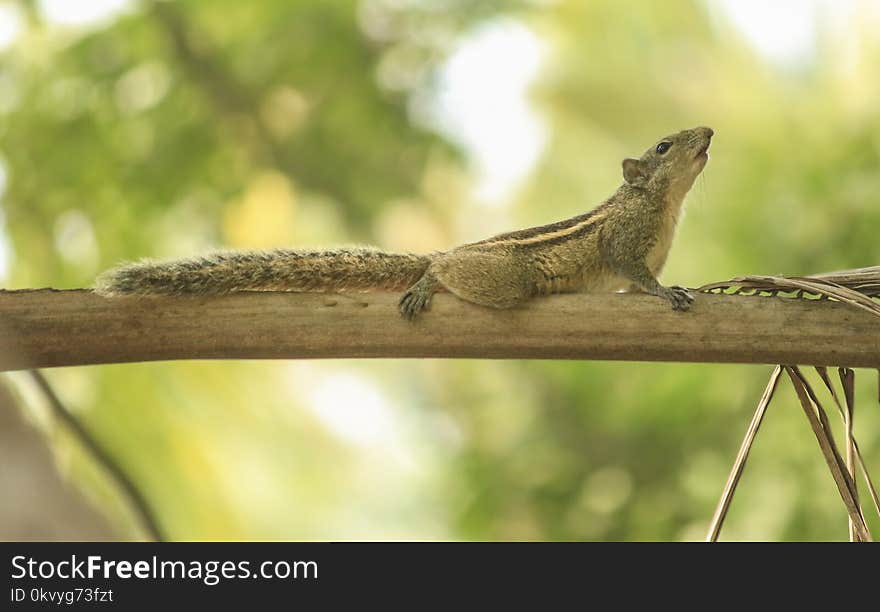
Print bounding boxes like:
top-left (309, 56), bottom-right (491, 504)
top-left (694, 142), bottom-right (710, 159)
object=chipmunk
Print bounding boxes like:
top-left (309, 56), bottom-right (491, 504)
top-left (95, 126), bottom-right (713, 319)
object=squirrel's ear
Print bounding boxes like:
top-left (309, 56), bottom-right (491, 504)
top-left (622, 158), bottom-right (646, 186)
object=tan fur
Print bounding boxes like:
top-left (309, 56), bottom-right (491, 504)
top-left (95, 127), bottom-right (714, 319)
top-left (95, 248), bottom-right (431, 295)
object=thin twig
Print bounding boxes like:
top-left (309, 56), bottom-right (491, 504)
top-left (784, 367), bottom-right (871, 542)
top-left (706, 365), bottom-right (783, 542)
top-left (27, 370), bottom-right (164, 541)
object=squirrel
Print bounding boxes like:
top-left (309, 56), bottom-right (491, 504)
top-left (95, 126), bottom-right (713, 320)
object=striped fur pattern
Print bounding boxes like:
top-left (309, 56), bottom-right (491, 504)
top-left (95, 126), bottom-right (713, 319)
top-left (400, 126), bottom-right (713, 317)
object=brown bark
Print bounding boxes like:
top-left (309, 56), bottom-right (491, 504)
top-left (1, 289), bottom-right (878, 370)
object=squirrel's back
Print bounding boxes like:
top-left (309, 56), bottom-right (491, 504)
top-left (94, 247), bottom-right (431, 296)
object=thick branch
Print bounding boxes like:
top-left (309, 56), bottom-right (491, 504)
top-left (0, 289), bottom-right (878, 371)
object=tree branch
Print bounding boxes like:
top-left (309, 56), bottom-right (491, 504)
top-left (27, 370), bottom-right (165, 541)
top-left (0, 289), bottom-right (878, 371)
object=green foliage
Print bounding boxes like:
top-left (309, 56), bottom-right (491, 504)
top-left (1, 0), bottom-right (878, 540)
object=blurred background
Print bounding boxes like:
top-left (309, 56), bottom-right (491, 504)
top-left (1, 0), bottom-right (879, 541)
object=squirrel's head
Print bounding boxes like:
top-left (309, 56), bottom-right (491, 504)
top-left (622, 126), bottom-right (713, 198)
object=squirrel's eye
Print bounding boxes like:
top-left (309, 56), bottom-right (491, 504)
top-left (656, 141), bottom-right (672, 155)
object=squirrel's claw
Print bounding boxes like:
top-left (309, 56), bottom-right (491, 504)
top-left (399, 273), bottom-right (438, 320)
top-left (665, 285), bottom-right (694, 311)
top-left (399, 288), bottom-right (431, 320)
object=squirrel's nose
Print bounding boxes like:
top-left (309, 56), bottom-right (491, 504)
top-left (701, 126), bottom-right (714, 139)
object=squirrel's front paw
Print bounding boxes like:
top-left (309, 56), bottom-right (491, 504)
top-left (664, 285), bottom-right (694, 311)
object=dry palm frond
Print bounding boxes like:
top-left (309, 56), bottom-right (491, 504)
top-left (703, 265), bottom-right (879, 542)
top-left (697, 266), bottom-right (880, 319)
top-left (814, 368), bottom-right (880, 526)
top-left (837, 368), bottom-right (859, 542)
top-left (785, 366), bottom-right (871, 541)
top-left (706, 366), bottom-right (782, 542)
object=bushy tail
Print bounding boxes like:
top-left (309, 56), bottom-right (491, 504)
top-left (94, 247), bottom-right (432, 296)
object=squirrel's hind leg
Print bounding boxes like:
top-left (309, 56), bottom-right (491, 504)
top-left (400, 251), bottom-right (532, 319)
top-left (429, 250), bottom-right (531, 310)
top-left (399, 270), bottom-right (439, 320)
